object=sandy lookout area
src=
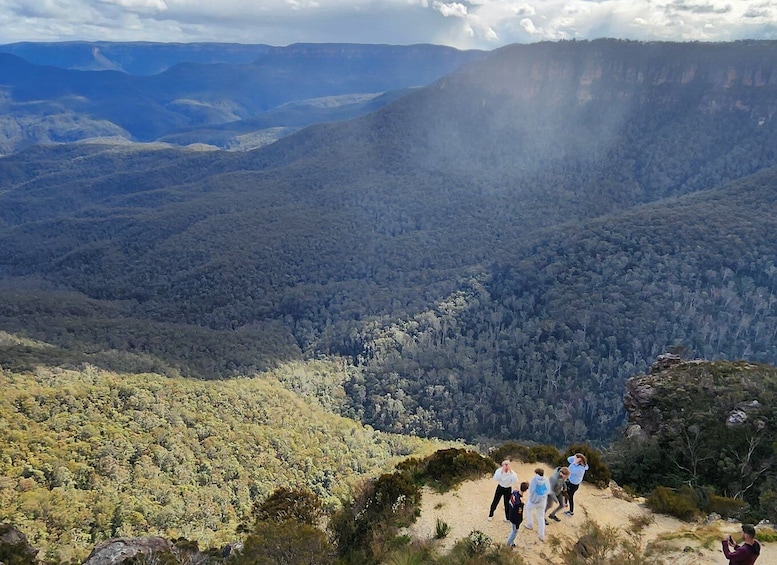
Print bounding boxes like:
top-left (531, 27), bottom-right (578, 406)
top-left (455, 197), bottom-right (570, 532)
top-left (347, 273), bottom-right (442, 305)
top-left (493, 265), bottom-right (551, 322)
top-left (406, 462), bottom-right (773, 565)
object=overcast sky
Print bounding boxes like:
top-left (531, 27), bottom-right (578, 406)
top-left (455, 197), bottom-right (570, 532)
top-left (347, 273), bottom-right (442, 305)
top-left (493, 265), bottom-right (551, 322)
top-left (1, 0), bottom-right (776, 49)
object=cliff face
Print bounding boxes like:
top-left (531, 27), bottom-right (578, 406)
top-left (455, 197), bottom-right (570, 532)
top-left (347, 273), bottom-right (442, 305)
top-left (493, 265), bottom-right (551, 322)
top-left (623, 356), bottom-right (771, 440)
top-left (616, 358), bottom-right (776, 510)
top-left (441, 39), bottom-right (777, 116)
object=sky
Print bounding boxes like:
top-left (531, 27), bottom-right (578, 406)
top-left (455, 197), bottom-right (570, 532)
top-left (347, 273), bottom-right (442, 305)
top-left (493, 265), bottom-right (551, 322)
top-left (1, 0), bottom-right (777, 50)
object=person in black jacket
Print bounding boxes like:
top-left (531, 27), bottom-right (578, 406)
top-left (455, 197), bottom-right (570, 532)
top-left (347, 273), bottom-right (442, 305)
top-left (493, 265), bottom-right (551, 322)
top-left (506, 482), bottom-right (529, 547)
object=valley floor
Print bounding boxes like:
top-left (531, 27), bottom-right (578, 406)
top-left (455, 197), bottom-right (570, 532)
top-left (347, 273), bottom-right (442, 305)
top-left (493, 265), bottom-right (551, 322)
top-left (406, 462), bottom-right (773, 565)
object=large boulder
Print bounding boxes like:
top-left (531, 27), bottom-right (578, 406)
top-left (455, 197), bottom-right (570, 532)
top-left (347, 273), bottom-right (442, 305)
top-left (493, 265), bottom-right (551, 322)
top-left (0, 524), bottom-right (38, 563)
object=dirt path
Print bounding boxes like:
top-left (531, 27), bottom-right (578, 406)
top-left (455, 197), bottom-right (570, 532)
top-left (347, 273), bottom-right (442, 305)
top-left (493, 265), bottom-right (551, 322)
top-left (405, 462), bottom-right (773, 564)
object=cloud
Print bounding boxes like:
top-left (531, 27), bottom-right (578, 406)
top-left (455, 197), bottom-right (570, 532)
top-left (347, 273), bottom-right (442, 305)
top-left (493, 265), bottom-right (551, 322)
top-left (100, 0), bottom-right (168, 11)
top-left (1, 0), bottom-right (777, 49)
top-left (433, 1), bottom-right (468, 18)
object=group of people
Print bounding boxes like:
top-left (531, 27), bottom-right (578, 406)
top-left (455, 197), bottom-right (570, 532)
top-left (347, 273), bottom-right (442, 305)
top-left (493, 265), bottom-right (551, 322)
top-left (488, 456), bottom-right (763, 563)
top-left (488, 454), bottom-right (589, 545)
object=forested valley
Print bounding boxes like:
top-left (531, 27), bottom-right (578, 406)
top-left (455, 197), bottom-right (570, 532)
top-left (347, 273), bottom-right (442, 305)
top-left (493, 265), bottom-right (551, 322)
top-left (2, 40), bottom-right (777, 447)
top-left (3, 38), bottom-right (777, 563)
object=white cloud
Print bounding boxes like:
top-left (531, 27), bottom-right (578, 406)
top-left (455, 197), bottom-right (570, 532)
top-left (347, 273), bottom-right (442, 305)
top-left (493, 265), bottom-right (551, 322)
top-left (100, 0), bottom-right (168, 11)
top-left (433, 1), bottom-right (468, 18)
top-left (520, 17), bottom-right (541, 35)
top-left (1, 0), bottom-right (776, 48)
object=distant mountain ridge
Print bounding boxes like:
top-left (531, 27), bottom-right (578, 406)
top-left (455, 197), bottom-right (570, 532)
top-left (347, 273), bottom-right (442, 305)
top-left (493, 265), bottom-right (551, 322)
top-left (0, 41), bottom-right (273, 75)
top-left (0, 42), bottom-right (486, 153)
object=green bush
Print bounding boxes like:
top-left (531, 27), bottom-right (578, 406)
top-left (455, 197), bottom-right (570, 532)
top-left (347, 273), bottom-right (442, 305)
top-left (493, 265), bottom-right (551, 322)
top-left (756, 527), bottom-right (777, 543)
top-left (250, 487), bottom-right (325, 526)
top-left (490, 442), bottom-right (562, 466)
top-left (706, 493), bottom-right (745, 518)
top-left (646, 486), bottom-right (701, 521)
top-left (234, 520), bottom-right (336, 565)
top-left (465, 530), bottom-right (492, 556)
top-left (395, 456), bottom-right (426, 484)
top-left (330, 471), bottom-right (422, 564)
top-left (404, 448), bottom-right (494, 492)
top-left (759, 488), bottom-right (777, 524)
top-left (564, 444), bottom-right (611, 487)
top-left (435, 517), bottom-right (451, 539)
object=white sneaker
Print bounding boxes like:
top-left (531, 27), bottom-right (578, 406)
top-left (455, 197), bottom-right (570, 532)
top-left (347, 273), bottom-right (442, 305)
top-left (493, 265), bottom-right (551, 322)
top-left (524, 525), bottom-right (533, 530)
top-left (487, 516), bottom-right (493, 521)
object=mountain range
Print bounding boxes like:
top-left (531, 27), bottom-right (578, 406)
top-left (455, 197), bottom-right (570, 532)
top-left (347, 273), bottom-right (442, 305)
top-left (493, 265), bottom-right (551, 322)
top-left (0, 43), bottom-right (485, 153)
top-left (2, 39), bottom-right (777, 448)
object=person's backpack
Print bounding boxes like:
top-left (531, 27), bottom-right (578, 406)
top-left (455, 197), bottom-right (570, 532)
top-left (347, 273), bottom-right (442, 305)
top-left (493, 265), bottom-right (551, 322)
top-left (508, 490), bottom-right (524, 523)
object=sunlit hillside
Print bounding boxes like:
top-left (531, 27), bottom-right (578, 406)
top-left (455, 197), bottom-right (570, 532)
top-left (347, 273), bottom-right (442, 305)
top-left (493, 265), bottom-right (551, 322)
top-left (0, 344), bottom-right (450, 562)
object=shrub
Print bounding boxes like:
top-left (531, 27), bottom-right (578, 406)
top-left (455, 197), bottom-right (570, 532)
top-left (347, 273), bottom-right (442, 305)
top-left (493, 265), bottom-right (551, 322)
top-left (250, 487), bottom-right (325, 526)
top-left (382, 540), bottom-right (440, 565)
top-left (418, 448), bottom-right (494, 491)
top-left (756, 527), bottom-right (777, 543)
top-left (465, 530), bottom-right (492, 556)
top-left (563, 444), bottom-right (611, 488)
top-left (646, 486), bottom-right (701, 521)
top-left (233, 520), bottom-right (336, 565)
top-left (544, 517), bottom-right (655, 564)
top-left (330, 471), bottom-right (422, 564)
top-left (490, 442), bottom-right (562, 466)
top-left (395, 456), bottom-right (426, 484)
top-left (435, 517), bottom-right (451, 539)
top-left (706, 493), bottom-right (745, 519)
top-left (759, 488), bottom-right (777, 524)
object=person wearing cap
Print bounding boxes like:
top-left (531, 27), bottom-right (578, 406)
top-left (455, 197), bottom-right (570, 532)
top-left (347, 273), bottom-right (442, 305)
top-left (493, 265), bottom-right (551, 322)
top-left (722, 523), bottom-right (761, 564)
top-left (488, 459), bottom-right (518, 522)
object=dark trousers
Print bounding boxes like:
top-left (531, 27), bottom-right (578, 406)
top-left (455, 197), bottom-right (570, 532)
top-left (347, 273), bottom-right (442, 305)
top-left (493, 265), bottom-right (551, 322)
top-left (566, 482), bottom-right (581, 513)
top-left (489, 485), bottom-right (512, 519)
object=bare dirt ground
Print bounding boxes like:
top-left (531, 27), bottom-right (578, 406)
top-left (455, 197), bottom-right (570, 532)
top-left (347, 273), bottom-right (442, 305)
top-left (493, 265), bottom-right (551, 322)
top-left (405, 462), bottom-right (773, 564)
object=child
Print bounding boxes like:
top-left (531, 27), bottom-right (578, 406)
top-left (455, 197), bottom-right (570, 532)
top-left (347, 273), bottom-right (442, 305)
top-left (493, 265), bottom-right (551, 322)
top-left (507, 481), bottom-right (529, 547)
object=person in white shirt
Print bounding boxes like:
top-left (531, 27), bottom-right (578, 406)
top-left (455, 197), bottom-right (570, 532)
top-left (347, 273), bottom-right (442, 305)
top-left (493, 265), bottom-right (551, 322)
top-left (488, 459), bottom-right (518, 522)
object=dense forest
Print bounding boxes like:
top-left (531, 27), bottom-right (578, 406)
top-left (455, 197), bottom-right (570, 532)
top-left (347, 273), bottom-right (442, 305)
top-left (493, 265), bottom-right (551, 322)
top-left (3, 39), bottom-right (777, 448)
top-left (340, 170), bottom-right (777, 442)
top-left (2, 356), bottom-right (775, 564)
top-left (0, 356), bottom-right (446, 561)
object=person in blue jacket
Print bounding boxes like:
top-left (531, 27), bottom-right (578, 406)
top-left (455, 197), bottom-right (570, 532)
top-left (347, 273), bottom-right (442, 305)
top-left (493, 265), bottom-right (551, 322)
top-left (564, 453), bottom-right (588, 516)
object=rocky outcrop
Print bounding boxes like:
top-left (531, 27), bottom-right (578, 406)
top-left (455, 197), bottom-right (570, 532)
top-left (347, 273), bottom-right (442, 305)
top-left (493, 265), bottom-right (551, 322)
top-left (649, 353), bottom-right (682, 374)
top-left (0, 523), bottom-right (38, 561)
top-left (81, 537), bottom-right (173, 565)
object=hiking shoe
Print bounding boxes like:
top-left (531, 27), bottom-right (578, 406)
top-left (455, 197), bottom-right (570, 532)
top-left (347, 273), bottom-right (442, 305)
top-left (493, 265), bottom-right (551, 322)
top-left (564, 511), bottom-right (574, 516)
top-left (550, 515), bottom-right (561, 522)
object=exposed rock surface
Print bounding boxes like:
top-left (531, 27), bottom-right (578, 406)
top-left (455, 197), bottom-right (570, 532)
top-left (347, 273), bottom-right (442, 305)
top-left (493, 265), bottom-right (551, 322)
top-left (81, 537), bottom-right (173, 565)
top-left (0, 523), bottom-right (38, 560)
